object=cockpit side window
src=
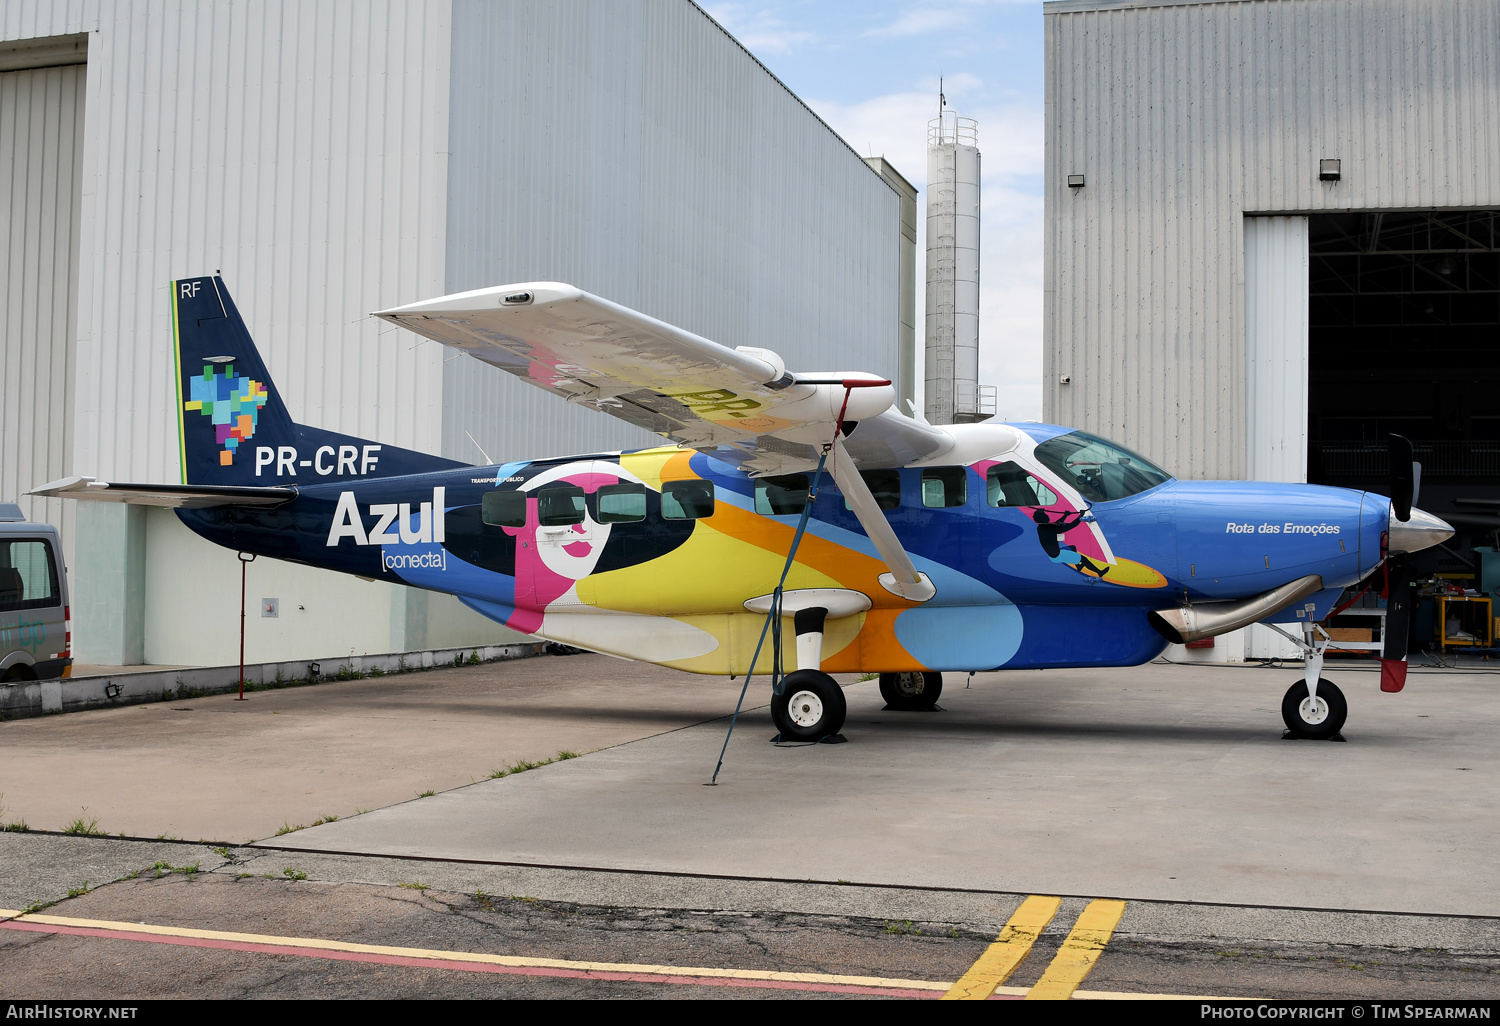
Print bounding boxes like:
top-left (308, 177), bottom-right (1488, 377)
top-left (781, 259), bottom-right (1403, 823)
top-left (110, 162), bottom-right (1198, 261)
top-left (1033, 431), bottom-right (1171, 502)
top-left (986, 463), bottom-right (1058, 507)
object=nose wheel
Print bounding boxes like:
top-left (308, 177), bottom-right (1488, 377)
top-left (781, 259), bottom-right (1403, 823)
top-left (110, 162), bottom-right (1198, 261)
top-left (1281, 677), bottom-right (1347, 739)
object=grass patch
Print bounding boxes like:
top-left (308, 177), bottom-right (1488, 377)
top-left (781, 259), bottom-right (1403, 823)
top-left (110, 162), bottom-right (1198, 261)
top-left (399, 881), bottom-right (430, 891)
top-left (150, 861), bottom-right (200, 878)
top-left (65, 883), bottom-right (90, 899)
top-left (487, 749), bottom-right (585, 780)
top-left (276, 813), bottom-right (339, 835)
top-left (280, 868), bottom-right (308, 881)
top-left (234, 872), bottom-right (254, 880)
top-left (857, 672), bottom-right (879, 682)
top-left (883, 920), bottom-right (923, 936)
top-left (62, 811), bottom-right (104, 836)
top-left (417, 790), bottom-right (436, 798)
top-left (2, 819), bottom-right (29, 833)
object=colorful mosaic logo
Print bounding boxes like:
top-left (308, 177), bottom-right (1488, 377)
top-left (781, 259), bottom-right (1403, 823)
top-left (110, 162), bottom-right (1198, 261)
top-left (183, 362), bottom-right (268, 466)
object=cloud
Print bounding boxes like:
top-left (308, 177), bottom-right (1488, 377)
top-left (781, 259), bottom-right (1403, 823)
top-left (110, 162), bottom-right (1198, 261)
top-left (701, 2), bottom-right (816, 54)
top-left (864, 0), bottom-right (1040, 40)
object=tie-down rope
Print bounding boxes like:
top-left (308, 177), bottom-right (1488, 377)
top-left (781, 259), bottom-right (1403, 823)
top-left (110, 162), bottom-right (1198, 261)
top-left (710, 381), bottom-right (882, 783)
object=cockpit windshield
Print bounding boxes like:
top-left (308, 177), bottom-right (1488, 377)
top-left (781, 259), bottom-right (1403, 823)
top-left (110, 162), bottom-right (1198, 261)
top-left (1032, 431), bottom-right (1172, 503)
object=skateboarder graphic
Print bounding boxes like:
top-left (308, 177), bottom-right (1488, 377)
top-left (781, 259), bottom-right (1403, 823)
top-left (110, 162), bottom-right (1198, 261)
top-left (1031, 507), bottom-right (1110, 578)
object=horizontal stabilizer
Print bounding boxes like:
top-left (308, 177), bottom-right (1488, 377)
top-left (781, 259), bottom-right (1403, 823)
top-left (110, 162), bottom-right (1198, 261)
top-left (30, 476), bottom-right (296, 509)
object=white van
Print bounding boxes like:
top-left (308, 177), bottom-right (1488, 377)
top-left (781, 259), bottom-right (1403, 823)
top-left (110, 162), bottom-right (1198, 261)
top-left (0, 503), bottom-right (72, 682)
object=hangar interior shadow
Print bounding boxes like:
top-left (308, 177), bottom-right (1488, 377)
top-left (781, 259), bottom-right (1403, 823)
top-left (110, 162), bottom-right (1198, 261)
top-left (1307, 209), bottom-right (1500, 580)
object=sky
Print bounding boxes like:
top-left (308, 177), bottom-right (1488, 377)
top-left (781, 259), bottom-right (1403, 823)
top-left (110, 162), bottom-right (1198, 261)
top-left (703, 0), bottom-right (1047, 420)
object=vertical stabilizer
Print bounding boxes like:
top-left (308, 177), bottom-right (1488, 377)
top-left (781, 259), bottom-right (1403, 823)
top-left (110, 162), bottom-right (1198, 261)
top-left (172, 275), bottom-right (467, 486)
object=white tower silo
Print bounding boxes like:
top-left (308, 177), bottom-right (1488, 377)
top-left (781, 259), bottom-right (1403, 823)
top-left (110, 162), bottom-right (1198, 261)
top-left (925, 105), bottom-right (990, 424)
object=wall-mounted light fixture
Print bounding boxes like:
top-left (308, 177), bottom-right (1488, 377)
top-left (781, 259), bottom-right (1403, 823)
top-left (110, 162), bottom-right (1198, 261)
top-left (1067, 174), bottom-right (1086, 188)
top-left (1319, 158), bottom-right (1341, 182)
top-left (1060, 375), bottom-right (1072, 384)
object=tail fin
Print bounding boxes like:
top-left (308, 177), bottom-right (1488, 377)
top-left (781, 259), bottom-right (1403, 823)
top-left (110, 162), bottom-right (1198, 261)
top-left (172, 275), bottom-right (466, 485)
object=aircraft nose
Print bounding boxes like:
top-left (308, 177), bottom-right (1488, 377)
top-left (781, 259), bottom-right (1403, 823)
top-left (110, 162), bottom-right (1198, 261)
top-left (1388, 504), bottom-right (1454, 554)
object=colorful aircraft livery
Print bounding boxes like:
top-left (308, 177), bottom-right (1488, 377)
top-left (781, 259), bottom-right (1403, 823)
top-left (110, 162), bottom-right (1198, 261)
top-left (34, 275), bottom-right (1454, 742)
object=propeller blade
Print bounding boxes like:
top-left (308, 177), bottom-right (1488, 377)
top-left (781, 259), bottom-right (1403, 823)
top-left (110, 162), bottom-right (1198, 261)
top-left (1389, 433), bottom-right (1414, 522)
top-left (1380, 551), bottom-right (1412, 692)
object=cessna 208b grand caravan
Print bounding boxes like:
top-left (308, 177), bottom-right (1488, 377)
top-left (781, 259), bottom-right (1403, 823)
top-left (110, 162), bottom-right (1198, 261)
top-left (36, 276), bottom-right (1453, 742)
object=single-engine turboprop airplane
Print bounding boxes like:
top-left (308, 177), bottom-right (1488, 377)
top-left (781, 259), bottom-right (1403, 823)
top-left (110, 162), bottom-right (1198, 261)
top-left (35, 276), bottom-right (1454, 742)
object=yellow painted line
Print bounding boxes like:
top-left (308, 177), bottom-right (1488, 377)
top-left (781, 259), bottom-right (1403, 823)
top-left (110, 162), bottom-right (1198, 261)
top-left (0, 905), bottom-right (1244, 1000)
top-left (0, 909), bottom-right (948, 992)
top-left (941, 894), bottom-right (1061, 1000)
top-left (1025, 898), bottom-right (1128, 1000)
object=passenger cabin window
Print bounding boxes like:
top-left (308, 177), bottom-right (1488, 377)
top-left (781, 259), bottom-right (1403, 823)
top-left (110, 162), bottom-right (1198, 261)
top-left (842, 469), bottom-right (901, 512)
top-left (595, 483), bottom-right (646, 523)
top-left (481, 490), bottom-right (526, 528)
top-left (661, 480), bottom-right (715, 520)
top-left (756, 475), bottom-right (809, 516)
top-left (0, 540), bottom-right (60, 612)
top-left (986, 463), bottom-right (1058, 507)
top-left (1033, 431), bottom-right (1172, 502)
top-left (921, 467), bottom-right (967, 508)
top-left (537, 484), bottom-right (586, 526)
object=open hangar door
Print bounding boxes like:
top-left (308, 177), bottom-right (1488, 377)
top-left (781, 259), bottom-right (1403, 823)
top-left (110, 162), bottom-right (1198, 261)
top-left (1307, 210), bottom-right (1500, 650)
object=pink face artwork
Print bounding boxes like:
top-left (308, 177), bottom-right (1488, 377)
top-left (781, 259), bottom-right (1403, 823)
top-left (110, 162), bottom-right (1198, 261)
top-left (501, 461), bottom-right (644, 634)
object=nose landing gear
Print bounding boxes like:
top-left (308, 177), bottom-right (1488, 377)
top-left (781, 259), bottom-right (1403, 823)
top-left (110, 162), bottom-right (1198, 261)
top-left (1281, 677), bottom-right (1348, 739)
top-left (1269, 620), bottom-right (1349, 739)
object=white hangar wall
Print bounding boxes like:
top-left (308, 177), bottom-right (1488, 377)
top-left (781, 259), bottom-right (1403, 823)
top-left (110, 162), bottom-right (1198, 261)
top-left (1043, 0), bottom-right (1500, 481)
top-left (440, 0), bottom-right (903, 466)
top-left (0, 0), bottom-right (906, 667)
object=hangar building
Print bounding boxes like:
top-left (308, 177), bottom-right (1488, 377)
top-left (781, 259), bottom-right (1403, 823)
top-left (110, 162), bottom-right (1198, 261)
top-left (1044, 0), bottom-right (1500, 655)
top-left (0, 0), bottom-right (914, 668)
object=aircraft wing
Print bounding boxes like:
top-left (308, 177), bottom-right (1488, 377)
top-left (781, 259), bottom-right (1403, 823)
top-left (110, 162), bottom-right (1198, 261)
top-left (30, 476), bottom-right (296, 508)
top-left (373, 282), bottom-right (952, 474)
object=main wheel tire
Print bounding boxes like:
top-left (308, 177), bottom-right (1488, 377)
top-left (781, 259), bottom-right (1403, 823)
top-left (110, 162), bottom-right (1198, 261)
top-left (2, 664), bottom-right (36, 683)
top-left (771, 670), bottom-right (847, 741)
top-left (878, 671), bottom-right (943, 711)
top-left (1281, 678), bottom-right (1347, 739)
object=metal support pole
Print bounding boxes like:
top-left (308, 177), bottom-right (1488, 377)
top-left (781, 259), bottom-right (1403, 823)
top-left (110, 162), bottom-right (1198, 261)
top-left (237, 552), bottom-right (255, 700)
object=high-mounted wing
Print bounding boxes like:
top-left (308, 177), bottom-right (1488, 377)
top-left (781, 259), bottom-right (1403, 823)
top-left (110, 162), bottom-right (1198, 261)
top-left (373, 282), bottom-right (952, 474)
top-left (30, 476), bottom-right (296, 508)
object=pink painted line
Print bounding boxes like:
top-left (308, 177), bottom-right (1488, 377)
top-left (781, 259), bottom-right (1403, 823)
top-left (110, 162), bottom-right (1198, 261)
top-left (0, 920), bottom-right (936, 998)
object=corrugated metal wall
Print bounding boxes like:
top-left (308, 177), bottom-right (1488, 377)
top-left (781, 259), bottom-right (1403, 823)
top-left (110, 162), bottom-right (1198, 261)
top-left (1045, 0), bottom-right (1500, 480)
top-left (441, 0), bottom-right (902, 465)
top-left (76, 0), bottom-right (454, 482)
top-left (0, 61), bottom-right (84, 557)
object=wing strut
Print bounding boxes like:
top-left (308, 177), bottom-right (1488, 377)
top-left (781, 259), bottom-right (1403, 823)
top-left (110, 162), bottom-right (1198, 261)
top-left (829, 439), bottom-right (937, 603)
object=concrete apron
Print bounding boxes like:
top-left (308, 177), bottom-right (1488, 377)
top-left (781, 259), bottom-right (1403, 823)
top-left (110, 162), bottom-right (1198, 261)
top-left (0, 643), bottom-right (543, 719)
top-left (270, 664), bottom-right (1500, 919)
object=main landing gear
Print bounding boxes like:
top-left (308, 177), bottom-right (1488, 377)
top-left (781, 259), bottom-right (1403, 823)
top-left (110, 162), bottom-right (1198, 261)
top-left (878, 671), bottom-right (943, 711)
top-left (1273, 621), bottom-right (1349, 740)
top-left (770, 669), bottom-right (848, 742)
top-left (767, 605), bottom-right (849, 742)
